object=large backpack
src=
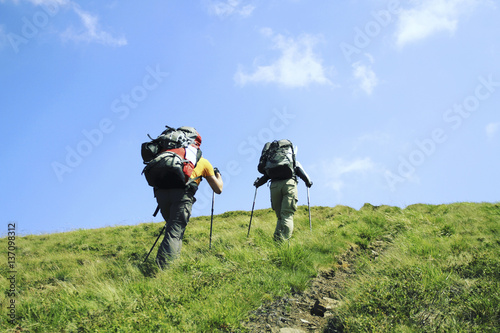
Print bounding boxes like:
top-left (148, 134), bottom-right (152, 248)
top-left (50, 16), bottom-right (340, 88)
top-left (258, 139), bottom-right (296, 180)
top-left (141, 126), bottom-right (202, 189)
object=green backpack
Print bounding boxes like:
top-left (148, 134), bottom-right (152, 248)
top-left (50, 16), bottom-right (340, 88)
top-left (258, 139), bottom-right (296, 180)
top-left (141, 126), bottom-right (202, 189)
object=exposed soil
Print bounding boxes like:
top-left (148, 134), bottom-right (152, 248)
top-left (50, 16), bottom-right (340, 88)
top-left (238, 239), bottom-right (391, 333)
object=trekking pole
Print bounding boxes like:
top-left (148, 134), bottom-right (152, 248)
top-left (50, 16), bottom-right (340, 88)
top-left (143, 223), bottom-right (165, 263)
top-left (209, 191), bottom-right (214, 249)
top-left (247, 187), bottom-right (258, 237)
top-left (307, 187), bottom-right (312, 231)
top-left (143, 205), bottom-right (163, 263)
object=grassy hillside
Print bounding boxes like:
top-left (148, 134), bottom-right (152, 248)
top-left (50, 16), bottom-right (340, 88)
top-left (1, 202), bottom-right (499, 332)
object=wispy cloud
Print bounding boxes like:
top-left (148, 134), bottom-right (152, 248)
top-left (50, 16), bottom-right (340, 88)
top-left (395, 0), bottom-right (489, 48)
top-left (235, 28), bottom-right (333, 88)
top-left (24, 0), bottom-right (69, 5)
top-left (319, 157), bottom-right (377, 195)
top-left (486, 122), bottom-right (500, 139)
top-left (352, 53), bottom-right (378, 95)
top-left (62, 4), bottom-right (127, 47)
top-left (0, 25), bottom-right (7, 48)
top-left (208, 0), bottom-right (255, 18)
top-left (3, 0), bottom-right (126, 47)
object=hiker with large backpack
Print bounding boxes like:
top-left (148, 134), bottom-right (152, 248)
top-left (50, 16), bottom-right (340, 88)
top-left (253, 139), bottom-right (313, 242)
top-left (141, 126), bottom-right (223, 269)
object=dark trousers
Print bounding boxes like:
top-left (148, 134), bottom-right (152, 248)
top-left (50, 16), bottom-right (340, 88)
top-left (154, 187), bottom-right (196, 269)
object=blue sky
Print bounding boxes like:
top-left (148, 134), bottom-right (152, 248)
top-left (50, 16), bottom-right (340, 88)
top-left (1, 0), bottom-right (499, 235)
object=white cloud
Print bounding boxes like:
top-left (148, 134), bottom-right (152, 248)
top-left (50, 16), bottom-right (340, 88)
top-left (208, 0), bottom-right (255, 18)
top-left (486, 122), bottom-right (500, 139)
top-left (395, 0), bottom-right (487, 48)
top-left (235, 29), bottom-right (333, 88)
top-left (25, 0), bottom-right (69, 5)
top-left (61, 5), bottom-right (127, 46)
top-left (3, 0), bottom-right (126, 47)
top-left (0, 25), bottom-right (7, 48)
top-left (331, 157), bottom-right (376, 176)
top-left (320, 157), bottom-right (377, 195)
top-left (352, 54), bottom-right (378, 95)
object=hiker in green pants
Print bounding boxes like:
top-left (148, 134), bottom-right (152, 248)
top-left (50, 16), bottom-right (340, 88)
top-left (254, 139), bottom-right (312, 242)
top-left (269, 178), bottom-right (298, 241)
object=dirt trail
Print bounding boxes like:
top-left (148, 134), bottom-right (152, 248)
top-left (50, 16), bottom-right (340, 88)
top-left (239, 239), bottom-right (390, 333)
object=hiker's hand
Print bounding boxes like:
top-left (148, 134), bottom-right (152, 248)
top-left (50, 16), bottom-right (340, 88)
top-left (214, 167), bottom-right (221, 176)
top-left (306, 180), bottom-right (313, 188)
top-left (254, 177), bottom-right (266, 188)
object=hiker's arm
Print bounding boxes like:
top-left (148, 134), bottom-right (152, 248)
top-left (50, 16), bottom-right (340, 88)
top-left (206, 173), bottom-right (223, 194)
top-left (254, 175), bottom-right (269, 188)
top-left (295, 162), bottom-right (313, 187)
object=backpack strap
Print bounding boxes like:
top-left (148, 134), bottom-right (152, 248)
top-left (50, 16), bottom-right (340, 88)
top-left (189, 176), bottom-right (202, 183)
top-left (258, 142), bottom-right (272, 174)
top-left (288, 141), bottom-right (297, 169)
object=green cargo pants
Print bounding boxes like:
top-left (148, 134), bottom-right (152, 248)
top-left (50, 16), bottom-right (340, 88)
top-left (154, 186), bottom-right (197, 269)
top-left (270, 178), bottom-right (298, 242)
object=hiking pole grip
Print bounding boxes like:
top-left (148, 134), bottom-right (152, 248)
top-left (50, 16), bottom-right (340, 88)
top-left (307, 187), bottom-right (312, 231)
top-left (209, 191), bottom-right (214, 249)
top-left (143, 224), bottom-right (165, 263)
top-left (247, 187), bottom-right (258, 237)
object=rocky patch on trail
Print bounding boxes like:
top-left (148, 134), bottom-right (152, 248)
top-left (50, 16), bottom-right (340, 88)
top-left (239, 238), bottom-right (391, 333)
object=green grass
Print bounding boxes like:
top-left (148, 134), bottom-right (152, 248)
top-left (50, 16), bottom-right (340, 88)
top-left (327, 203), bottom-right (500, 333)
top-left (1, 202), bottom-right (499, 332)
